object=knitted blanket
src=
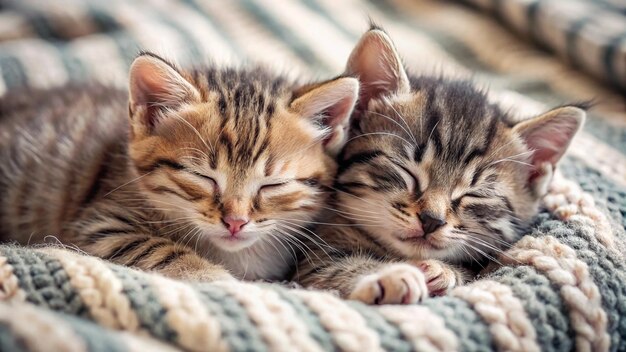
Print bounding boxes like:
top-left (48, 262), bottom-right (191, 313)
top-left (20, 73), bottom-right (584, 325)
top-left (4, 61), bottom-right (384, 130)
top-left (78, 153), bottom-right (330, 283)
top-left (1, 0), bottom-right (625, 351)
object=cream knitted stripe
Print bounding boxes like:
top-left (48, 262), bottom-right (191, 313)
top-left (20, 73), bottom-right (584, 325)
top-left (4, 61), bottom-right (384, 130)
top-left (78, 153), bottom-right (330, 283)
top-left (0, 302), bottom-right (87, 352)
top-left (452, 281), bottom-right (539, 352)
top-left (290, 290), bottom-right (383, 352)
top-left (118, 332), bottom-right (181, 352)
top-left (214, 281), bottom-right (323, 352)
top-left (500, 236), bottom-right (610, 352)
top-left (149, 274), bottom-right (228, 352)
top-left (544, 170), bottom-right (615, 250)
top-left (0, 255), bottom-right (25, 301)
top-left (39, 248), bottom-right (141, 332)
top-left (376, 304), bottom-right (458, 352)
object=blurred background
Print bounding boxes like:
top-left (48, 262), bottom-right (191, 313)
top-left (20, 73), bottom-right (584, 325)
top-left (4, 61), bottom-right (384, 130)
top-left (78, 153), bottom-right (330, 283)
top-left (0, 0), bottom-right (624, 217)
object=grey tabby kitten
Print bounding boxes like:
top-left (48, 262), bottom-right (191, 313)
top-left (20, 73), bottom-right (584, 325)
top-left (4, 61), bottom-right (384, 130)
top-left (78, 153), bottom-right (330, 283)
top-left (0, 53), bottom-right (359, 282)
top-left (295, 27), bottom-right (585, 304)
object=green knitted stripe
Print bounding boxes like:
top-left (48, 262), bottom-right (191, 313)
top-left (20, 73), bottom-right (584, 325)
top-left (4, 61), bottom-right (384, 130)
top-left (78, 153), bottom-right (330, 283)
top-left (271, 286), bottom-right (337, 352)
top-left (489, 265), bottom-right (573, 351)
top-left (0, 247), bottom-right (87, 317)
top-left (108, 266), bottom-right (178, 343)
top-left (530, 212), bottom-right (626, 351)
top-left (0, 323), bottom-right (27, 352)
top-left (49, 311), bottom-right (128, 352)
top-left (193, 284), bottom-right (268, 352)
top-left (345, 301), bottom-right (413, 352)
top-left (181, 0), bottom-right (245, 57)
top-left (0, 56), bottom-right (28, 90)
top-left (369, 0), bottom-right (493, 74)
top-left (583, 119), bottom-right (626, 155)
top-left (422, 296), bottom-right (493, 352)
top-left (238, 0), bottom-right (331, 73)
top-left (561, 157), bottom-right (626, 229)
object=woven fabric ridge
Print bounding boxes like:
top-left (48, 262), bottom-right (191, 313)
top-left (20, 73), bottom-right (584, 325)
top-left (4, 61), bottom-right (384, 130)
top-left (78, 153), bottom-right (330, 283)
top-left (0, 0), bottom-right (625, 351)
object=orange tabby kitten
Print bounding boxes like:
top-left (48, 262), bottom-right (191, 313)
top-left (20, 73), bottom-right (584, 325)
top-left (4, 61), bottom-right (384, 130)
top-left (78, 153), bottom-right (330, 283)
top-left (0, 53), bottom-right (359, 281)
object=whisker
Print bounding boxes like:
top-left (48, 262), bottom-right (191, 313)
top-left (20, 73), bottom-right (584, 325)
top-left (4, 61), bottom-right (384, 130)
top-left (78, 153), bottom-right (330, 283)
top-left (104, 171), bottom-right (154, 198)
top-left (367, 110), bottom-right (416, 146)
top-left (345, 132), bottom-right (412, 146)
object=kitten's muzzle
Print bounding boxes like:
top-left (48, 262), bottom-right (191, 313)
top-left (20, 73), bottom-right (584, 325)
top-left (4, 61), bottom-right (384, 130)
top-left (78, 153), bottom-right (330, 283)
top-left (221, 216), bottom-right (249, 236)
top-left (418, 212), bottom-right (446, 236)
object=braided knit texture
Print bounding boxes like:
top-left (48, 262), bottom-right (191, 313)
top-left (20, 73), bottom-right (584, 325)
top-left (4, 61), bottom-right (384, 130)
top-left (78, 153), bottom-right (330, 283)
top-left (0, 168), bottom-right (623, 351)
top-left (1, 0), bottom-right (625, 351)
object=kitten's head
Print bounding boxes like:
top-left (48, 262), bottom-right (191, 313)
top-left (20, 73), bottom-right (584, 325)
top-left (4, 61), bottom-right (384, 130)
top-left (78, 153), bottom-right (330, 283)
top-left (336, 29), bottom-right (584, 262)
top-left (127, 53), bottom-right (358, 252)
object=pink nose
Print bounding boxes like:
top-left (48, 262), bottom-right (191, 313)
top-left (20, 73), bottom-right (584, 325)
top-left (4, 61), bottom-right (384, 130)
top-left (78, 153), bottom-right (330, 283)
top-left (222, 216), bottom-right (249, 235)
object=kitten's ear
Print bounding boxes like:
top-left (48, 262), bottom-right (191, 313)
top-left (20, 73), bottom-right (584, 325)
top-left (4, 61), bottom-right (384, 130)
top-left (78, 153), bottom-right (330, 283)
top-left (129, 53), bottom-right (200, 131)
top-left (514, 106), bottom-right (585, 194)
top-left (289, 77), bottom-right (359, 155)
top-left (345, 28), bottom-right (410, 110)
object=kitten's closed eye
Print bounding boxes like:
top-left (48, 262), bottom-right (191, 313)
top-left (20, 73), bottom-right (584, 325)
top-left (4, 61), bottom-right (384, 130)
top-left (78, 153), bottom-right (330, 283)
top-left (451, 192), bottom-right (488, 210)
top-left (259, 181), bottom-right (290, 192)
top-left (156, 158), bottom-right (218, 190)
top-left (394, 163), bottom-right (419, 192)
top-left (189, 170), bottom-right (218, 187)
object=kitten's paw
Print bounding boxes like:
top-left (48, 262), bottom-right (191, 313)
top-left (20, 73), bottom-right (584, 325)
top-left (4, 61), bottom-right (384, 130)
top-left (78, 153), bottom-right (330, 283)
top-left (349, 263), bottom-right (428, 305)
top-left (413, 259), bottom-right (459, 296)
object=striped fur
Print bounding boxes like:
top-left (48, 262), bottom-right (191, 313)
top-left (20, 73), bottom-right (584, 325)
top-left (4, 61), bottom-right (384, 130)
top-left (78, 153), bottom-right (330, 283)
top-left (295, 28), bottom-right (585, 304)
top-left (0, 53), bottom-right (359, 281)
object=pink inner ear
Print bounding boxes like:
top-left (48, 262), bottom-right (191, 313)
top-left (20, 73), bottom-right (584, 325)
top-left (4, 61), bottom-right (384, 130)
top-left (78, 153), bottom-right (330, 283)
top-left (520, 111), bottom-right (583, 184)
top-left (320, 99), bottom-right (352, 147)
top-left (346, 30), bottom-right (409, 112)
top-left (525, 118), bottom-right (578, 167)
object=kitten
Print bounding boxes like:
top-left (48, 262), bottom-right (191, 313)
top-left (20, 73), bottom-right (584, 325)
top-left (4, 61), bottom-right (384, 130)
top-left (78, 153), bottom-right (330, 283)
top-left (294, 27), bottom-right (584, 304)
top-left (0, 53), bottom-right (359, 281)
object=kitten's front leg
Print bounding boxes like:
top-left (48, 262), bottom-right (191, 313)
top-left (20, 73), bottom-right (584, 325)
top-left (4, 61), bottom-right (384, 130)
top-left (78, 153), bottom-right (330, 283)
top-left (79, 232), bottom-right (234, 282)
top-left (350, 260), bottom-right (464, 304)
top-left (349, 263), bottom-right (428, 304)
top-left (410, 259), bottom-right (466, 296)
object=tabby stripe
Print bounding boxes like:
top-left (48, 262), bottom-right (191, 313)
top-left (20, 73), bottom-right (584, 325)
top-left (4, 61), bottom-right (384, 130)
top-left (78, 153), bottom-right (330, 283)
top-left (167, 176), bottom-right (204, 201)
top-left (152, 186), bottom-right (189, 200)
top-left (81, 151), bottom-right (115, 206)
top-left (470, 167), bottom-right (484, 187)
top-left (338, 150), bottom-right (387, 175)
top-left (88, 228), bottom-right (133, 237)
top-left (110, 214), bottom-right (136, 228)
top-left (150, 250), bottom-right (187, 271)
top-left (252, 136), bottom-right (270, 165)
top-left (499, 195), bottom-right (515, 213)
top-left (102, 237), bottom-right (150, 262)
top-left (124, 240), bottom-right (169, 268)
top-left (370, 172), bottom-right (407, 191)
top-left (336, 181), bottom-right (371, 191)
top-left (413, 144), bottom-right (427, 162)
top-left (355, 227), bottom-right (397, 255)
top-left (138, 159), bottom-right (183, 174)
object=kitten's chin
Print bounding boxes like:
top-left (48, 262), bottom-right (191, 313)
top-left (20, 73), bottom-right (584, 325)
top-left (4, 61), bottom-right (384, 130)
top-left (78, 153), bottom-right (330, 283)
top-left (210, 234), bottom-right (259, 252)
